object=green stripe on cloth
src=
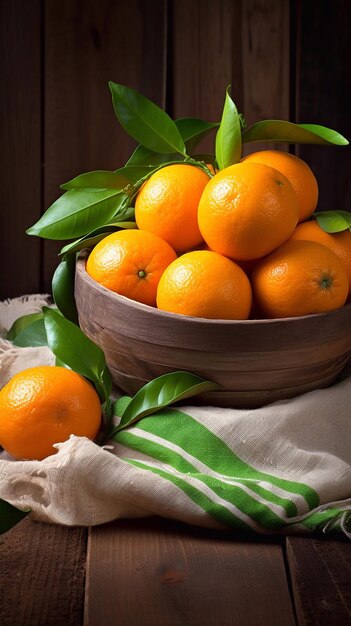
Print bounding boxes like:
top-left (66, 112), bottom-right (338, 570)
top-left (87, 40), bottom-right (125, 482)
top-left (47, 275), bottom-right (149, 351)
top-left (296, 507), bottom-right (351, 534)
top-left (117, 430), bottom-right (298, 518)
top-left (127, 459), bottom-right (253, 531)
top-left (124, 408), bottom-right (319, 508)
top-left (117, 431), bottom-right (299, 529)
top-left (237, 482), bottom-right (298, 517)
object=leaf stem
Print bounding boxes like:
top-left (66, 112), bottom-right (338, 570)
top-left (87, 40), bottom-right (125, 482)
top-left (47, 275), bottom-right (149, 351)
top-left (184, 157), bottom-right (215, 177)
top-left (128, 156), bottom-right (215, 203)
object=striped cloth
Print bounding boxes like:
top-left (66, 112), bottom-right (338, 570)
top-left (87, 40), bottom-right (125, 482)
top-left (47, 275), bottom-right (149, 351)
top-left (0, 296), bottom-right (350, 537)
top-left (109, 389), bottom-right (351, 536)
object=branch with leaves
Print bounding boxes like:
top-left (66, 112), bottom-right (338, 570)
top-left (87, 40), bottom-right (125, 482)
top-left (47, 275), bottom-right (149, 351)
top-left (23, 82), bottom-right (350, 323)
top-left (26, 82), bottom-right (349, 246)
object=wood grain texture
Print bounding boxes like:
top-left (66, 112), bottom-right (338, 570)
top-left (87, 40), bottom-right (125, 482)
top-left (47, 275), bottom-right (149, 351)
top-left (43, 0), bottom-right (168, 291)
top-left (241, 0), bottom-right (290, 154)
top-left (0, 0), bottom-right (42, 298)
top-left (75, 257), bottom-right (351, 407)
top-left (0, 518), bottom-right (87, 626)
top-left (242, 0), bottom-right (290, 125)
top-left (85, 518), bottom-right (295, 626)
top-left (172, 0), bottom-right (290, 155)
top-left (172, 0), bottom-right (241, 152)
top-left (295, 0), bottom-right (351, 212)
top-left (287, 536), bottom-right (351, 625)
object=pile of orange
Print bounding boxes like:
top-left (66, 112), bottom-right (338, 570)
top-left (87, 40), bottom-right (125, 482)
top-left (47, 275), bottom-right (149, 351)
top-left (1, 153), bottom-right (350, 463)
top-left (87, 153), bottom-right (351, 320)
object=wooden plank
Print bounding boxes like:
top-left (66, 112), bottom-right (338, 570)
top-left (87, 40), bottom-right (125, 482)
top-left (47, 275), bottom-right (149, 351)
top-left (172, 0), bottom-right (290, 155)
top-left (294, 0), bottom-right (351, 212)
top-left (172, 0), bottom-right (241, 151)
top-left (241, 0), bottom-right (290, 154)
top-left (43, 0), bottom-right (168, 292)
top-left (0, 518), bottom-right (87, 626)
top-left (0, 0), bottom-right (42, 299)
top-left (85, 518), bottom-right (295, 626)
top-left (287, 536), bottom-right (351, 625)
top-left (241, 0), bottom-right (290, 126)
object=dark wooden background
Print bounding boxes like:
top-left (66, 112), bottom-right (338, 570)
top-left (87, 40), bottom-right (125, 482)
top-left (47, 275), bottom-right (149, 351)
top-left (1, 0), bottom-right (350, 299)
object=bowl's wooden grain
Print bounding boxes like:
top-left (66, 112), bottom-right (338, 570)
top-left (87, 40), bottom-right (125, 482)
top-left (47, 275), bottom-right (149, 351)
top-left (75, 255), bottom-right (351, 408)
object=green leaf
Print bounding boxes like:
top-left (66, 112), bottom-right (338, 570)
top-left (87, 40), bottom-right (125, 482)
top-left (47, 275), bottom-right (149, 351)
top-left (314, 210), bottom-right (351, 233)
top-left (55, 356), bottom-right (68, 367)
top-left (110, 371), bottom-right (220, 435)
top-left (103, 397), bottom-right (115, 428)
top-left (60, 231), bottom-right (110, 256)
top-left (43, 307), bottom-right (112, 402)
top-left (215, 86), bottom-right (242, 169)
top-left (126, 145), bottom-right (185, 166)
top-left (108, 202), bottom-right (135, 223)
top-left (125, 118), bottom-right (218, 166)
top-left (115, 165), bottom-right (158, 184)
top-left (110, 207), bottom-right (136, 221)
top-left (7, 311), bottom-right (44, 341)
top-left (26, 189), bottom-right (130, 240)
top-left (60, 221), bottom-right (137, 256)
top-left (114, 395), bottom-right (133, 416)
top-left (60, 170), bottom-right (132, 191)
top-left (175, 117), bottom-right (219, 153)
top-left (242, 120), bottom-right (349, 145)
top-left (52, 256), bottom-right (78, 324)
top-left (0, 498), bottom-right (30, 534)
top-left (109, 82), bottom-right (186, 155)
top-left (13, 316), bottom-right (48, 347)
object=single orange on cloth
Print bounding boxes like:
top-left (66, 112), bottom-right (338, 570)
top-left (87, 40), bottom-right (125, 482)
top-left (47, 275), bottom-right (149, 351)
top-left (197, 161), bottom-right (298, 261)
top-left (135, 164), bottom-right (210, 252)
top-left (0, 366), bottom-right (101, 460)
top-left (156, 250), bottom-right (252, 319)
top-left (243, 150), bottom-right (318, 222)
top-left (251, 240), bottom-right (349, 318)
top-left (86, 229), bottom-right (177, 306)
top-left (289, 219), bottom-right (351, 294)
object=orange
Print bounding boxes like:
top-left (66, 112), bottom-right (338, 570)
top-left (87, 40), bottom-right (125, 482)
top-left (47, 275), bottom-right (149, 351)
top-left (198, 161), bottom-right (298, 261)
top-left (251, 240), bottom-right (349, 318)
top-left (86, 229), bottom-right (177, 307)
top-left (156, 250), bottom-right (252, 319)
top-left (0, 366), bottom-right (101, 460)
top-left (243, 150), bottom-right (318, 222)
top-left (289, 219), bottom-right (351, 295)
top-left (135, 164), bottom-right (210, 252)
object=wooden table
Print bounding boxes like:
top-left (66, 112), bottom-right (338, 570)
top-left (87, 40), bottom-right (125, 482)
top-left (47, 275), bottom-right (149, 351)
top-left (1, 517), bottom-right (350, 625)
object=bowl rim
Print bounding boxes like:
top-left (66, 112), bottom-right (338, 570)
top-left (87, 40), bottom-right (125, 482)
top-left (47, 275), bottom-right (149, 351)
top-left (76, 253), bottom-right (351, 327)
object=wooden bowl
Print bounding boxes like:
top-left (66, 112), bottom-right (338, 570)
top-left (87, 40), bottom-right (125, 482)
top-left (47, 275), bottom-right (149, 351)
top-left (75, 255), bottom-right (351, 408)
